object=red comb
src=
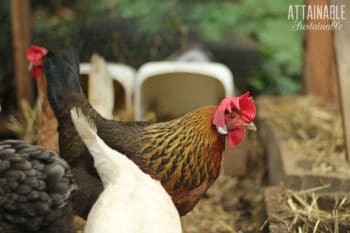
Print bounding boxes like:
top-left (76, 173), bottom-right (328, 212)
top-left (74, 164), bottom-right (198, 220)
top-left (213, 92), bottom-right (256, 128)
top-left (26, 45), bottom-right (48, 78)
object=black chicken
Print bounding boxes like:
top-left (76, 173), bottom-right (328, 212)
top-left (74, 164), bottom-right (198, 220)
top-left (0, 140), bottom-right (76, 233)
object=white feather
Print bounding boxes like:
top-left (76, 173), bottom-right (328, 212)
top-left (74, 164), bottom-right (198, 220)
top-left (70, 108), bottom-right (182, 233)
top-left (217, 125), bottom-right (228, 135)
top-left (88, 54), bottom-right (114, 119)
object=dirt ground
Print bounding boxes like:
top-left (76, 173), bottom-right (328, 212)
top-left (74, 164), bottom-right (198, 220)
top-left (182, 134), bottom-right (268, 233)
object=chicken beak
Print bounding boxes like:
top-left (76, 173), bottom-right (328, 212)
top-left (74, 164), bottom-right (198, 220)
top-left (243, 122), bottom-right (257, 132)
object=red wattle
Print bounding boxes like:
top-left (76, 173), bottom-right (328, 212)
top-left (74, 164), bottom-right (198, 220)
top-left (31, 66), bottom-right (43, 78)
top-left (227, 128), bottom-right (244, 148)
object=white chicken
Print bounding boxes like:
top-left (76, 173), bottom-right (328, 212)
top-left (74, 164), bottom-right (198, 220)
top-left (88, 54), bottom-right (114, 119)
top-left (70, 107), bottom-right (182, 233)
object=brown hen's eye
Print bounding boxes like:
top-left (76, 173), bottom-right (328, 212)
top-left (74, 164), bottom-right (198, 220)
top-left (230, 114), bottom-right (235, 119)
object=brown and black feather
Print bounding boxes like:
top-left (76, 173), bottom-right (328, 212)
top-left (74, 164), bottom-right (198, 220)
top-left (44, 48), bottom-right (226, 217)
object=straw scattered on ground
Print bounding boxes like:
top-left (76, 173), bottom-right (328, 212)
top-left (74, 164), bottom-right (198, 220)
top-left (258, 96), bottom-right (347, 174)
top-left (269, 185), bottom-right (350, 233)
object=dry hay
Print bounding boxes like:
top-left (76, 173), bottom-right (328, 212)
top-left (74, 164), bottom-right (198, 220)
top-left (269, 185), bottom-right (350, 233)
top-left (258, 96), bottom-right (347, 173)
top-left (6, 99), bottom-right (39, 143)
top-left (182, 176), bottom-right (239, 233)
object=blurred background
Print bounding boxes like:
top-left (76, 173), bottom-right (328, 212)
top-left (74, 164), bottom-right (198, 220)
top-left (1, 0), bottom-right (304, 113)
top-left (2, 1), bottom-right (350, 233)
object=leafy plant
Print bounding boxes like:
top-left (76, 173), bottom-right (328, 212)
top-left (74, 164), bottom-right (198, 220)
top-left (82, 0), bottom-right (304, 95)
top-left (230, 0), bottom-right (304, 95)
top-left (30, 0), bottom-right (304, 95)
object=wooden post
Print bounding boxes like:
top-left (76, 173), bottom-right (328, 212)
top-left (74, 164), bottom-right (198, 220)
top-left (303, 0), bottom-right (339, 108)
top-left (11, 0), bottom-right (33, 107)
top-left (332, 0), bottom-right (350, 160)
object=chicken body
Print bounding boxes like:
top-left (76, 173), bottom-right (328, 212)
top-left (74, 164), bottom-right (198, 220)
top-left (0, 140), bottom-right (76, 233)
top-left (71, 108), bottom-right (182, 233)
top-left (56, 94), bottom-right (224, 217)
top-left (44, 48), bottom-right (254, 217)
top-left (36, 76), bottom-right (59, 152)
top-left (26, 46), bottom-right (59, 152)
top-left (88, 54), bottom-right (115, 119)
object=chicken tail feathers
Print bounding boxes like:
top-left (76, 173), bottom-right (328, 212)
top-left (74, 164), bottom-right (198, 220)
top-left (70, 107), bottom-right (120, 182)
top-left (70, 107), bottom-right (97, 141)
top-left (44, 48), bottom-right (83, 116)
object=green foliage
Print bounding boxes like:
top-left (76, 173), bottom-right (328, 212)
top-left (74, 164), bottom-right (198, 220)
top-left (30, 0), bottom-right (81, 48)
top-left (190, 2), bottom-right (242, 41)
top-left (28, 0), bottom-right (303, 95)
top-left (187, 0), bottom-right (304, 95)
top-left (83, 0), bottom-right (304, 95)
top-left (247, 18), bottom-right (303, 95)
top-left (228, 0), bottom-right (304, 95)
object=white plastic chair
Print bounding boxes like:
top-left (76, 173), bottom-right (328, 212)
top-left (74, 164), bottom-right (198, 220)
top-left (134, 61), bottom-right (234, 121)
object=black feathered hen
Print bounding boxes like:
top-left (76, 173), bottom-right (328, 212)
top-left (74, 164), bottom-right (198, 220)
top-left (0, 140), bottom-right (76, 233)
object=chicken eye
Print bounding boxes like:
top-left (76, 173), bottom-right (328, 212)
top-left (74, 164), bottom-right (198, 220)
top-left (229, 114), bottom-right (235, 119)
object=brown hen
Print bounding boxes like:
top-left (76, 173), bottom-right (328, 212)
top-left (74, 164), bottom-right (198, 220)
top-left (42, 47), bottom-right (257, 217)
